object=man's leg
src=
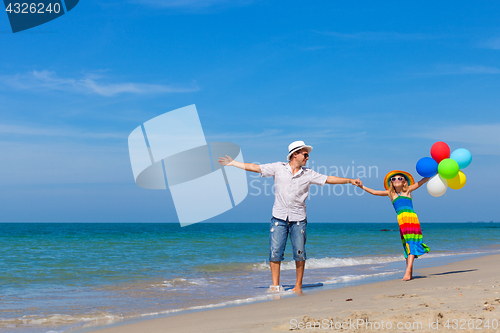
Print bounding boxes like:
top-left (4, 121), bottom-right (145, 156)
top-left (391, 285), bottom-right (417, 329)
top-left (289, 219), bottom-right (307, 292)
top-left (269, 217), bottom-right (288, 289)
top-left (294, 260), bottom-right (305, 292)
top-left (270, 261), bottom-right (281, 286)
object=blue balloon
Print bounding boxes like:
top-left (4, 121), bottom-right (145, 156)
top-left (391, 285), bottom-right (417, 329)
top-left (416, 157), bottom-right (438, 177)
top-left (450, 148), bottom-right (472, 169)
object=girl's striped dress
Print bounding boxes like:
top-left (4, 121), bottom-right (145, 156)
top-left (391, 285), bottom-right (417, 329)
top-left (392, 195), bottom-right (430, 258)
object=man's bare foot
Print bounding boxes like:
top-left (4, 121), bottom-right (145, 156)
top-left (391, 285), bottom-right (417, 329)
top-left (268, 285), bottom-right (284, 293)
top-left (291, 286), bottom-right (303, 294)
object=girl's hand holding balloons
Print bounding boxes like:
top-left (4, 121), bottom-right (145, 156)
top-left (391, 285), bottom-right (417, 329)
top-left (416, 141), bottom-right (471, 197)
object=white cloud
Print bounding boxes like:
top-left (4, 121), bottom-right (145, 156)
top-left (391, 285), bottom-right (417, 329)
top-left (482, 37), bottom-right (500, 50)
top-left (415, 65), bottom-right (500, 76)
top-left (0, 123), bottom-right (126, 139)
top-left (0, 140), bottom-right (130, 185)
top-left (132, 0), bottom-right (253, 8)
top-left (207, 128), bottom-right (368, 148)
top-left (313, 31), bottom-right (435, 41)
top-left (0, 70), bottom-right (199, 96)
top-left (414, 123), bottom-right (500, 155)
top-left (448, 65), bottom-right (500, 75)
top-left (417, 124), bottom-right (500, 144)
top-left (0, 123), bottom-right (131, 186)
top-left (301, 46), bottom-right (329, 51)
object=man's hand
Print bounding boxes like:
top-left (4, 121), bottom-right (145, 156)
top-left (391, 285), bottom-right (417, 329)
top-left (351, 178), bottom-right (363, 187)
top-left (218, 155), bottom-right (234, 166)
top-left (218, 156), bottom-right (261, 173)
top-left (326, 176), bottom-right (363, 185)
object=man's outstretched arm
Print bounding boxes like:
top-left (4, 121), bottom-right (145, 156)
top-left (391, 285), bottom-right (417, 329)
top-left (218, 155), bottom-right (261, 173)
top-left (326, 176), bottom-right (363, 187)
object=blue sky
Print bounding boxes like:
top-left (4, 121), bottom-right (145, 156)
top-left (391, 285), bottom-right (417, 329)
top-left (1, 1), bottom-right (499, 223)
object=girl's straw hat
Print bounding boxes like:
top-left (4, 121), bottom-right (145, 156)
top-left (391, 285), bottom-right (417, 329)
top-left (384, 170), bottom-right (415, 190)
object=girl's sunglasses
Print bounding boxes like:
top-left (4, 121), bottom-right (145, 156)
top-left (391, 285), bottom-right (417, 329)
top-left (391, 177), bottom-right (406, 182)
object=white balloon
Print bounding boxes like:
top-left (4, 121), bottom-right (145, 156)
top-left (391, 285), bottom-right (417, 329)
top-left (427, 174), bottom-right (448, 197)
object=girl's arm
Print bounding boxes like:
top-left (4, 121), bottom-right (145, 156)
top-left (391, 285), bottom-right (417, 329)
top-left (408, 177), bottom-right (430, 192)
top-left (359, 185), bottom-right (389, 197)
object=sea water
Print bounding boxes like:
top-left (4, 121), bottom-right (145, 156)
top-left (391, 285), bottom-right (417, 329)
top-left (1, 222), bottom-right (499, 333)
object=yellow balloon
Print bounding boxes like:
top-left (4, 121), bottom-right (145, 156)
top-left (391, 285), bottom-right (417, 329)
top-left (448, 171), bottom-right (466, 190)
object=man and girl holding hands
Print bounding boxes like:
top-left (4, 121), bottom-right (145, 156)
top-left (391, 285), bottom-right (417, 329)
top-left (219, 141), bottom-right (430, 292)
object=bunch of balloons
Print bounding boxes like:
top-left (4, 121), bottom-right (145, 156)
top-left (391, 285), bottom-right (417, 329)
top-left (415, 141), bottom-right (472, 197)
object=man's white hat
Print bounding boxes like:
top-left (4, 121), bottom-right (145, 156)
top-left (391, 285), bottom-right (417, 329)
top-left (287, 140), bottom-right (313, 161)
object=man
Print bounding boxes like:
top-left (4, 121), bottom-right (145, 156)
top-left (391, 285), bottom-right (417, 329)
top-left (218, 140), bottom-right (362, 293)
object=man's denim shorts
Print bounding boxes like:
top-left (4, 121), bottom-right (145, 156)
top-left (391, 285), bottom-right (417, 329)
top-left (269, 216), bottom-right (307, 262)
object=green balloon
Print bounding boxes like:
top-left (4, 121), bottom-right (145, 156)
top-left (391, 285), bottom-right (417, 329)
top-left (438, 158), bottom-right (459, 179)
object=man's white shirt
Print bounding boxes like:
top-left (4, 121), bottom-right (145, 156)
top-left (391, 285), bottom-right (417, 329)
top-left (260, 162), bottom-right (328, 221)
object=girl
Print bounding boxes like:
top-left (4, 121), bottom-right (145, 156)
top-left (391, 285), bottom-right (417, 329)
top-left (359, 170), bottom-right (430, 281)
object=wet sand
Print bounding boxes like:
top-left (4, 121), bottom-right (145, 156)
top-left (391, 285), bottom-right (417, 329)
top-left (86, 254), bottom-right (500, 333)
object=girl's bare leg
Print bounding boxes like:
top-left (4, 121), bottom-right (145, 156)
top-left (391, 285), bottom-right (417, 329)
top-left (403, 255), bottom-right (415, 281)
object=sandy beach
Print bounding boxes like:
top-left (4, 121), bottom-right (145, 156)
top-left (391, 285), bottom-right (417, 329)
top-left (84, 253), bottom-right (500, 333)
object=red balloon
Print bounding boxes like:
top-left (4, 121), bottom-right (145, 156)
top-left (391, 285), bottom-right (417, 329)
top-left (431, 141), bottom-right (450, 163)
